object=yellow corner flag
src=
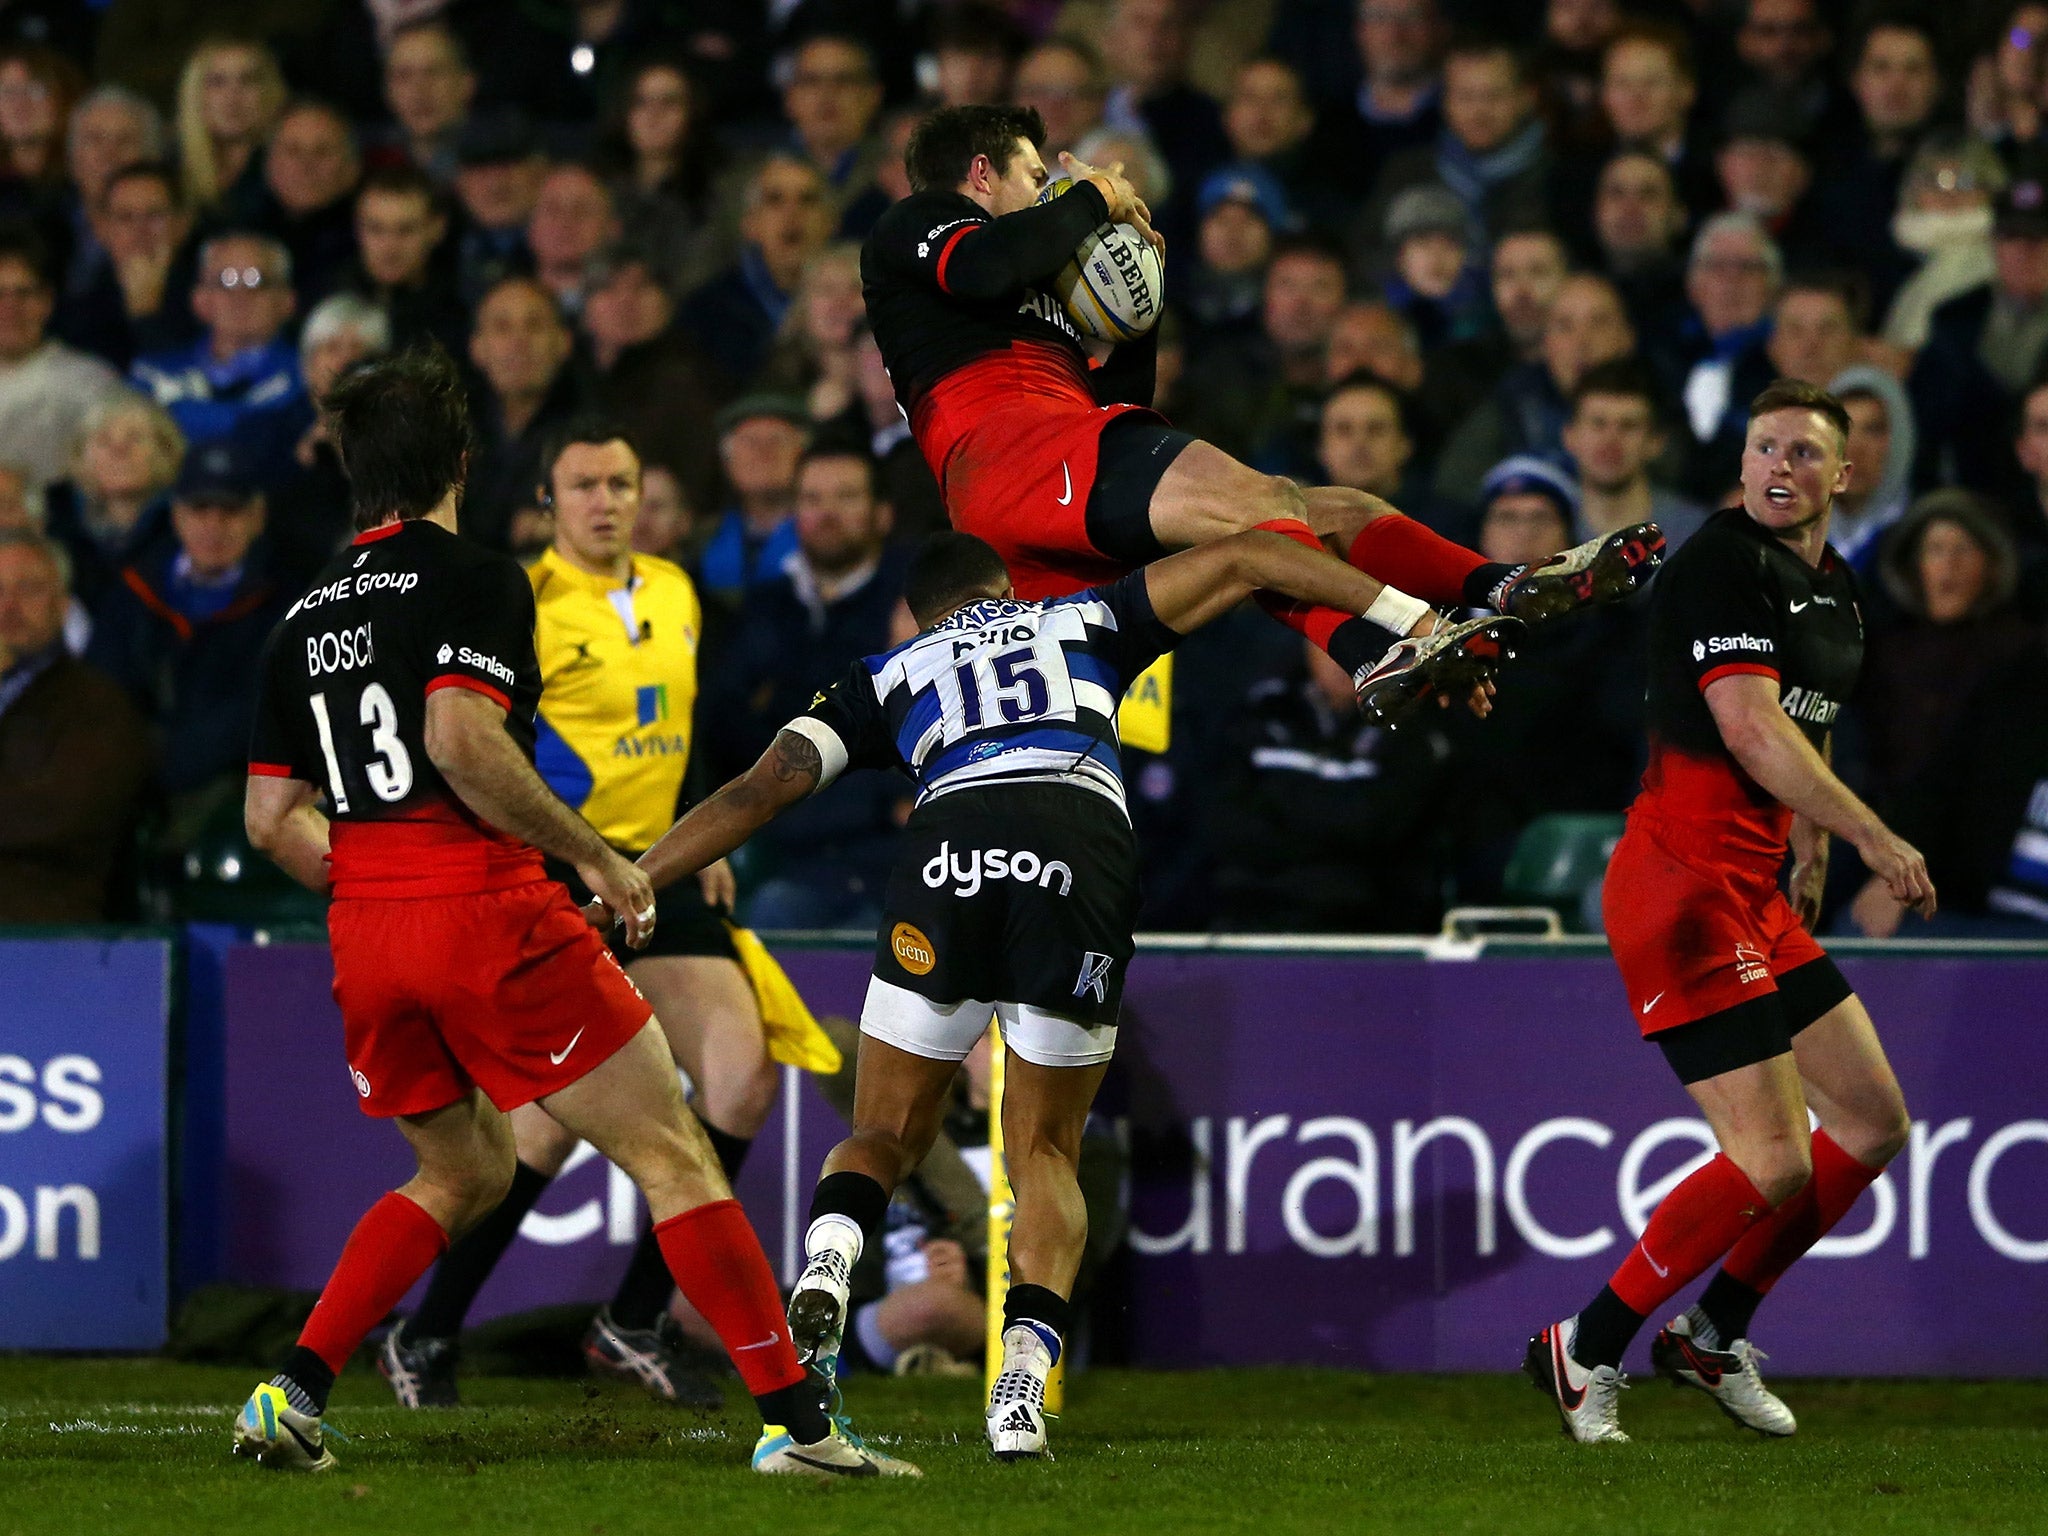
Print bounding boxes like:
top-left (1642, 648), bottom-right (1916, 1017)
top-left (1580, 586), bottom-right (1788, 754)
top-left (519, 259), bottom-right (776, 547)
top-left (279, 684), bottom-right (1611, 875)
top-left (723, 923), bottom-right (842, 1074)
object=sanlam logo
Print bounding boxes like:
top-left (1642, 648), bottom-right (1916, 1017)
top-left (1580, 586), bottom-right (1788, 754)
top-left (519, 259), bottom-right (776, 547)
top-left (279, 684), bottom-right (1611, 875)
top-left (454, 646), bottom-right (515, 685)
top-left (1695, 634), bottom-right (1774, 660)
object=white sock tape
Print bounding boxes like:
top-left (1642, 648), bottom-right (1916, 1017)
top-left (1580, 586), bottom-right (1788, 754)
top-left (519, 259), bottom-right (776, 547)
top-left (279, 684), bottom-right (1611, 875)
top-left (1362, 585), bottom-right (1431, 636)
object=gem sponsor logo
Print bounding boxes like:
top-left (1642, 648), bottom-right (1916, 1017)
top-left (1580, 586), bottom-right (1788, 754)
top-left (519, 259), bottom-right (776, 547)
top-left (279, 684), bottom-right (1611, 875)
top-left (922, 839), bottom-right (1074, 897)
top-left (305, 623), bottom-right (374, 676)
top-left (890, 922), bottom-right (936, 976)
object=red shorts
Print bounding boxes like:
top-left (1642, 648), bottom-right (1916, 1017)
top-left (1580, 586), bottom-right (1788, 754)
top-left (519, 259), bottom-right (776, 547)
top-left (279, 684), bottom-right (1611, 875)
top-left (913, 341), bottom-right (1161, 599)
top-left (1602, 813), bottom-right (1828, 1038)
top-left (328, 880), bottom-right (653, 1117)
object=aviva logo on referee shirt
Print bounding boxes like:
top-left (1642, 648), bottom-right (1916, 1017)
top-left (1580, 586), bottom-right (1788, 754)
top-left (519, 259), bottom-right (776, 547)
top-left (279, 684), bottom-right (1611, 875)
top-left (616, 682), bottom-right (686, 756)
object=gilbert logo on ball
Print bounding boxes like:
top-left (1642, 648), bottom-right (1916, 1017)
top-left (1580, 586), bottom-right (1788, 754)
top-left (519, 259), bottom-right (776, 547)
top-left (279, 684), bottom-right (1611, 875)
top-left (1034, 178), bottom-right (1165, 344)
top-left (891, 922), bottom-right (936, 976)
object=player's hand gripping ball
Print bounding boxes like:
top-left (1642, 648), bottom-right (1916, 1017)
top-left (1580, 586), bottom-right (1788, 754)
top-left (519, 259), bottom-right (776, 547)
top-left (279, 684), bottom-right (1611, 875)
top-left (1036, 177), bottom-right (1165, 343)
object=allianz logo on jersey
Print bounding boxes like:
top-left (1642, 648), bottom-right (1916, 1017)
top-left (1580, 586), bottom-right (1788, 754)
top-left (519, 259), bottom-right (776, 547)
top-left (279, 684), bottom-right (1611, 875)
top-left (1017, 288), bottom-right (1082, 342)
top-left (922, 840), bottom-right (1074, 898)
top-left (1692, 634), bottom-right (1774, 660)
top-left (1779, 686), bottom-right (1841, 726)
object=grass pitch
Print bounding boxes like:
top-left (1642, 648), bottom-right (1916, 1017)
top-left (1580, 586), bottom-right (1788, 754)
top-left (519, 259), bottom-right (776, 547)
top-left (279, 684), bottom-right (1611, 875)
top-left (2, 1359), bottom-right (2044, 1536)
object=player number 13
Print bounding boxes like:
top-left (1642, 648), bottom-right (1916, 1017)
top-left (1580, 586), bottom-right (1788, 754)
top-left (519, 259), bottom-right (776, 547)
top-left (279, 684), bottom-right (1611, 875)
top-left (308, 682), bottom-right (414, 813)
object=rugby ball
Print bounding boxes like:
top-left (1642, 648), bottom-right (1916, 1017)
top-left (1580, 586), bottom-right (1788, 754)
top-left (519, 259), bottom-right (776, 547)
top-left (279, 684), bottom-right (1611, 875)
top-left (1035, 177), bottom-right (1165, 343)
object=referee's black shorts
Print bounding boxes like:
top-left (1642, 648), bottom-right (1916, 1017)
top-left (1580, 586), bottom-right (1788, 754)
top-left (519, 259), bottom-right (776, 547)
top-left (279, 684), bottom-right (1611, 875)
top-left (545, 854), bottom-right (740, 965)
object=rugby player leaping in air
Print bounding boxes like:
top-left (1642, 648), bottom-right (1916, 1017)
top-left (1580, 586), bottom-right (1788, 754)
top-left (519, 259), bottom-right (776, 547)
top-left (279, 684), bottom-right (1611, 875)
top-left (598, 520), bottom-right (1501, 1460)
top-left (864, 104), bottom-right (1666, 719)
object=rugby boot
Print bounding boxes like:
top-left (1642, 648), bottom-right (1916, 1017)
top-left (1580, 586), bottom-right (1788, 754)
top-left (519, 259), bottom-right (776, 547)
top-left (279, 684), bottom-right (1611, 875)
top-left (986, 1323), bottom-right (1056, 1461)
top-left (376, 1320), bottom-right (460, 1408)
top-left (1496, 522), bottom-right (1665, 623)
top-left (787, 1243), bottom-right (855, 1383)
top-left (231, 1382), bottom-right (337, 1472)
top-left (1651, 1313), bottom-right (1796, 1437)
top-left (752, 1419), bottom-right (923, 1478)
top-left (1525, 1320), bottom-right (1630, 1444)
top-left (1355, 613), bottom-right (1523, 729)
top-left (583, 1307), bottom-right (726, 1410)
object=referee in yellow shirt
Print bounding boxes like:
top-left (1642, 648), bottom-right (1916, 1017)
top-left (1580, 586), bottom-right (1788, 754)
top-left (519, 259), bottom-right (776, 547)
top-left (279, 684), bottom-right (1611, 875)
top-left (378, 419), bottom-right (772, 1409)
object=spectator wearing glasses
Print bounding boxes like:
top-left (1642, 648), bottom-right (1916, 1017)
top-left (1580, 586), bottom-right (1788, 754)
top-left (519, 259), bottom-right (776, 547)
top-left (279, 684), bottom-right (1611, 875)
top-left (0, 527), bottom-right (151, 924)
top-left (775, 32), bottom-right (890, 240)
top-left (592, 57), bottom-right (717, 297)
top-left (59, 159), bottom-right (195, 370)
top-left (0, 221), bottom-right (130, 486)
top-left (130, 230), bottom-right (306, 485)
top-left (58, 84), bottom-right (163, 301)
top-left (1675, 211), bottom-right (1780, 502)
top-left (1011, 38), bottom-right (1108, 162)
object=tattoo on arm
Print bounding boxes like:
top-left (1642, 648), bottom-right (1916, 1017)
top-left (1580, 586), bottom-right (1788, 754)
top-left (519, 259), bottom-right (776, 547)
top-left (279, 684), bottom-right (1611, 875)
top-left (768, 729), bottom-right (823, 789)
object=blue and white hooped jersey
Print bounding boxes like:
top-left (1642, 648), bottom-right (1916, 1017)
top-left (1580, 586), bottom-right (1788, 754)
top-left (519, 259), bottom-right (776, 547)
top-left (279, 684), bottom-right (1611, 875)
top-left (785, 572), bottom-right (1176, 818)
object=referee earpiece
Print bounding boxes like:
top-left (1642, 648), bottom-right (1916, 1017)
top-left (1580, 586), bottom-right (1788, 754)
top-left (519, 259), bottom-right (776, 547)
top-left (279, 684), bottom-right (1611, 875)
top-left (538, 485), bottom-right (553, 512)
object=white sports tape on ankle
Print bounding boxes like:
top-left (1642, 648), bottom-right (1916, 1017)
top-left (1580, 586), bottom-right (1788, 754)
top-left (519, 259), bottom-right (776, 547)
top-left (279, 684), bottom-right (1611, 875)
top-left (1363, 585), bottom-right (1431, 636)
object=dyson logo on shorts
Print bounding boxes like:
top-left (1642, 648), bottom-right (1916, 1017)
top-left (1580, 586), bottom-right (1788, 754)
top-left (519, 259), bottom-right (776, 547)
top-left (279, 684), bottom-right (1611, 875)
top-left (922, 840), bottom-right (1074, 898)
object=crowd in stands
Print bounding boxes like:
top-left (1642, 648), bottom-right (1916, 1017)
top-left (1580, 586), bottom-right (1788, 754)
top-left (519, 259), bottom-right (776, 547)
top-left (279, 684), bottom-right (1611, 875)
top-left (3, 0), bottom-right (2048, 941)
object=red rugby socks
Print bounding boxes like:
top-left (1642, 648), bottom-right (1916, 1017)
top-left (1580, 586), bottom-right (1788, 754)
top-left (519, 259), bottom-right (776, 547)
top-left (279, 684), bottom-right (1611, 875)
top-left (1714, 1129), bottom-right (1883, 1306)
top-left (655, 1198), bottom-right (828, 1439)
top-left (1248, 516), bottom-right (1413, 672)
top-left (1571, 1153), bottom-right (1775, 1369)
top-left (1345, 515), bottom-right (1505, 608)
top-left (1609, 1153), bottom-right (1774, 1317)
top-left (294, 1190), bottom-right (450, 1393)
